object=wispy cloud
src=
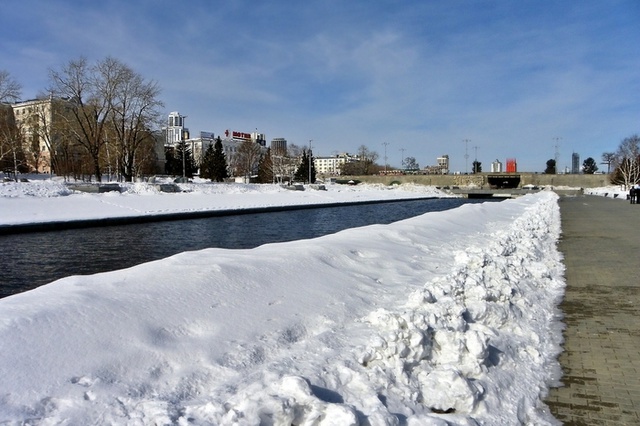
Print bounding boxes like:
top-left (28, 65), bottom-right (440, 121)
top-left (2, 0), bottom-right (638, 171)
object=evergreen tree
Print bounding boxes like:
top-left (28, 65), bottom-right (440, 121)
top-left (164, 146), bottom-right (176, 175)
top-left (294, 150), bottom-right (308, 183)
top-left (472, 160), bottom-right (482, 173)
top-left (211, 136), bottom-right (229, 182)
top-left (544, 159), bottom-right (556, 174)
top-left (257, 148), bottom-right (273, 183)
top-left (166, 141), bottom-right (196, 178)
top-left (294, 149), bottom-right (316, 183)
top-left (582, 157), bottom-right (598, 174)
top-left (199, 142), bottom-right (215, 180)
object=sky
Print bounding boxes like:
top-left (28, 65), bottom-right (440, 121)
top-left (2, 0), bottom-right (639, 172)
top-left (0, 181), bottom-right (565, 423)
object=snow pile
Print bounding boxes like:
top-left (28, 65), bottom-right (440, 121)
top-left (0, 179), bottom-right (74, 197)
top-left (584, 185), bottom-right (629, 199)
top-left (0, 192), bottom-right (564, 424)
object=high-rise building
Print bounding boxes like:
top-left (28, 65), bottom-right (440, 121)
top-left (270, 138), bottom-right (287, 156)
top-left (165, 112), bottom-right (188, 145)
top-left (572, 152), bottom-right (580, 174)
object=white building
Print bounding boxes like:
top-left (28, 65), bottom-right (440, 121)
top-left (314, 153), bottom-right (358, 176)
top-left (10, 97), bottom-right (60, 173)
top-left (437, 155), bottom-right (449, 174)
top-left (165, 111), bottom-right (188, 145)
top-left (491, 159), bottom-right (503, 173)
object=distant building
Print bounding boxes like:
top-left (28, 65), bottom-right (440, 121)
top-left (224, 129), bottom-right (266, 146)
top-left (314, 153), bottom-right (358, 175)
top-left (437, 155), bottom-right (449, 174)
top-left (270, 138), bottom-right (287, 156)
top-left (491, 159), bottom-right (503, 173)
top-left (422, 155), bottom-right (449, 174)
top-left (10, 97), bottom-right (65, 173)
top-left (506, 158), bottom-right (517, 173)
top-left (572, 152), bottom-right (580, 174)
top-left (165, 111), bottom-right (189, 145)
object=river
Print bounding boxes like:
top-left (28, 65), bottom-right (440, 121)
top-left (0, 198), bottom-right (493, 298)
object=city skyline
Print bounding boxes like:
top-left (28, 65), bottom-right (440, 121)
top-left (2, 0), bottom-right (639, 173)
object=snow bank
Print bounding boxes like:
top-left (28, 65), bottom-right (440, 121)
top-left (584, 185), bottom-right (629, 199)
top-left (0, 180), bottom-right (452, 226)
top-left (0, 192), bottom-right (564, 425)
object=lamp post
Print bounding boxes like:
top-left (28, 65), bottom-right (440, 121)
top-left (383, 142), bottom-right (389, 173)
top-left (181, 115), bottom-right (187, 179)
top-left (308, 139), bottom-right (313, 184)
top-left (463, 139), bottom-right (470, 174)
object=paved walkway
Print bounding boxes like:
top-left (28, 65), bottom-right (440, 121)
top-left (546, 195), bottom-right (640, 425)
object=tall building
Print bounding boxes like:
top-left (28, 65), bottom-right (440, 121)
top-left (506, 158), bottom-right (517, 173)
top-left (270, 138), bottom-right (287, 156)
top-left (572, 152), bottom-right (580, 174)
top-left (165, 112), bottom-right (189, 145)
top-left (491, 159), bottom-right (503, 173)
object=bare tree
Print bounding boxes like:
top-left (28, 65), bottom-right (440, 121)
top-left (48, 57), bottom-right (118, 182)
top-left (269, 143), bottom-right (304, 183)
top-left (0, 105), bottom-right (26, 180)
top-left (341, 145), bottom-right (379, 175)
top-left (107, 59), bottom-right (164, 181)
top-left (611, 135), bottom-right (640, 189)
top-left (0, 70), bottom-right (22, 103)
top-left (234, 140), bottom-right (263, 180)
top-left (0, 71), bottom-right (23, 179)
top-left (601, 152), bottom-right (616, 174)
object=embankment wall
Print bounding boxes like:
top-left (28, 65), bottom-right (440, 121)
top-left (341, 173), bottom-right (611, 188)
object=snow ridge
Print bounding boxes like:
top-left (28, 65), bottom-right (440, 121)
top-left (185, 193), bottom-right (565, 425)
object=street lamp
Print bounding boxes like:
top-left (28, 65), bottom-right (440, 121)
top-left (383, 142), bottom-right (389, 173)
top-left (308, 139), bottom-right (313, 184)
top-left (463, 139), bottom-right (470, 174)
top-left (181, 115), bottom-right (188, 179)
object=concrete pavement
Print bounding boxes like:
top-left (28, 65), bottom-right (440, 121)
top-left (546, 195), bottom-right (640, 425)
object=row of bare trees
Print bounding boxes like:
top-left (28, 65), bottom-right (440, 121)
top-left (1, 57), bottom-right (164, 182)
top-left (48, 57), bottom-right (164, 181)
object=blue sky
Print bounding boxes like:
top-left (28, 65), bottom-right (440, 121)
top-left (2, 0), bottom-right (639, 172)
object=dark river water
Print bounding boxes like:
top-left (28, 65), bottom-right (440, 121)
top-left (0, 198), bottom-right (492, 298)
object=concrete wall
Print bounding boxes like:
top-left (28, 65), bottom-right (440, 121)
top-left (339, 173), bottom-right (611, 188)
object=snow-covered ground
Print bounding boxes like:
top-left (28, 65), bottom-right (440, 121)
top-left (0, 179), bottom-right (569, 424)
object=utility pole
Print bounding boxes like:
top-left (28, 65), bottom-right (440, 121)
top-left (382, 142), bottom-right (389, 173)
top-left (182, 116), bottom-right (187, 179)
top-left (462, 139), bottom-right (470, 174)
